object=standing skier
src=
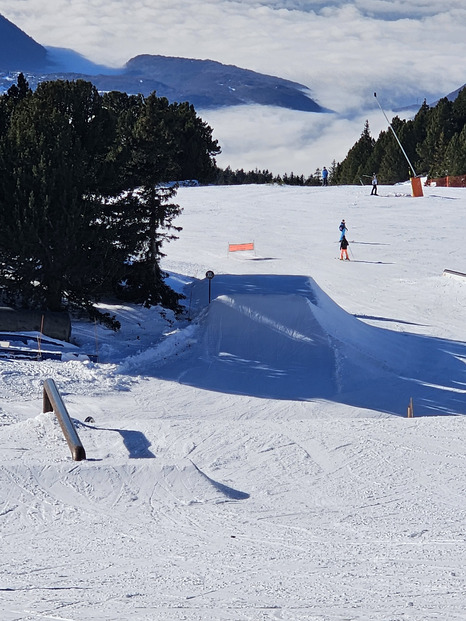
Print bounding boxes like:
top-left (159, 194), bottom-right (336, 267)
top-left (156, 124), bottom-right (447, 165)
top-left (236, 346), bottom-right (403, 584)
top-left (322, 166), bottom-right (328, 186)
top-left (371, 173), bottom-right (378, 195)
top-left (339, 219), bottom-right (348, 240)
top-left (340, 235), bottom-right (350, 260)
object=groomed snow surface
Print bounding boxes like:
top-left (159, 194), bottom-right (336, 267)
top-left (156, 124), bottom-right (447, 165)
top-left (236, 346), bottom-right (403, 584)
top-left (1, 183), bottom-right (466, 620)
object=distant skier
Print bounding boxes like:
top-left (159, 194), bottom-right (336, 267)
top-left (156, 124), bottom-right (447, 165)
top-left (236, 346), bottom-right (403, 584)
top-left (340, 235), bottom-right (350, 260)
top-left (339, 219), bottom-right (348, 240)
top-left (371, 173), bottom-right (378, 195)
top-left (322, 166), bottom-right (328, 186)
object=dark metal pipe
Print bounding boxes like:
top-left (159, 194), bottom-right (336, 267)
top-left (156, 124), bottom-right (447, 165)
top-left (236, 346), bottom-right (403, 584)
top-left (43, 378), bottom-right (86, 461)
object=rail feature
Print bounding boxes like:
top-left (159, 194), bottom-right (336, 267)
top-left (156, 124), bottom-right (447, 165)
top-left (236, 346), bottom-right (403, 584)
top-left (43, 378), bottom-right (86, 461)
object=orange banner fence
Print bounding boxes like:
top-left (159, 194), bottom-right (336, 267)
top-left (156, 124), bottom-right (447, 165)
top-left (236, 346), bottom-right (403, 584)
top-left (425, 174), bottom-right (466, 188)
top-left (228, 242), bottom-right (255, 253)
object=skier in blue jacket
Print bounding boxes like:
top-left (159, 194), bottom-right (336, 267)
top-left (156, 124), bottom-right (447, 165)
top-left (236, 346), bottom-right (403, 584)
top-left (322, 166), bottom-right (328, 186)
top-left (339, 219), bottom-right (348, 240)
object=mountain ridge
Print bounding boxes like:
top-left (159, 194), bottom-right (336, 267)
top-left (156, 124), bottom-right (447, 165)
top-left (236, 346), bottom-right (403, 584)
top-left (0, 14), bottom-right (326, 112)
top-left (0, 13), bottom-right (48, 71)
top-left (1, 14), bottom-right (463, 113)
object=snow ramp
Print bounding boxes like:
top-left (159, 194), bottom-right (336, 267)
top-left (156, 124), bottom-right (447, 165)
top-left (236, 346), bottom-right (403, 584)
top-left (182, 292), bottom-right (338, 400)
top-left (128, 274), bottom-right (466, 414)
top-left (155, 274), bottom-right (363, 401)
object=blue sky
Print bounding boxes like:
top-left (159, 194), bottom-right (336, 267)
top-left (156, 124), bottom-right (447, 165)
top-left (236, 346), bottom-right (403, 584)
top-left (2, 1), bottom-right (465, 174)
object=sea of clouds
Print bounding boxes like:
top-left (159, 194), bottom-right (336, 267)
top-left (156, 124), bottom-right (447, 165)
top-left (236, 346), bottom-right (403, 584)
top-left (2, 1), bottom-right (465, 174)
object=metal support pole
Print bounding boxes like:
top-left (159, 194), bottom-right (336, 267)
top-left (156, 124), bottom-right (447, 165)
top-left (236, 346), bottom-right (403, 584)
top-left (206, 270), bottom-right (215, 304)
top-left (374, 92), bottom-right (418, 177)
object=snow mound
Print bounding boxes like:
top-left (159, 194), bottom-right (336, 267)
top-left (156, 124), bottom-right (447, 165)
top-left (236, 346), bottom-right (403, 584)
top-left (181, 291), bottom-right (337, 399)
top-left (120, 274), bottom-right (466, 416)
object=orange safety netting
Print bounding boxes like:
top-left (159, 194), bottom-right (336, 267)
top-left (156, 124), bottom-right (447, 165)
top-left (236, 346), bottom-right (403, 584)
top-left (228, 242), bottom-right (254, 252)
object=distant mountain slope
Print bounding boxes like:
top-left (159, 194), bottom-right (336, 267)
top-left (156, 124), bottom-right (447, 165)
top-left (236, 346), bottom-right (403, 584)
top-left (0, 55), bottom-right (326, 112)
top-left (0, 14), bottom-right (48, 71)
top-left (433, 83), bottom-right (466, 105)
top-left (117, 54), bottom-right (326, 111)
top-left (396, 84), bottom-right (466, 114)
top-left (0, 15), bottom-right (326, 112)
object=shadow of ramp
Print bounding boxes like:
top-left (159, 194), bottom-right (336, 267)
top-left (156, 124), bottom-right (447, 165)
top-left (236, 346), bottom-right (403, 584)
top-left (191, 461), bottom-right (250, 500)
top-left (78, 422), bottom-right (156, 459)
top-left (313, 284), bottom-right (466, 417)
top-left (158, 460), bottom-right (249, 505)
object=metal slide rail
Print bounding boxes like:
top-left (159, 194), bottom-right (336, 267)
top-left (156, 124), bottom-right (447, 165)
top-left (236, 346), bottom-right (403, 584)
top-left (43, 378), bottom-right (86, 461)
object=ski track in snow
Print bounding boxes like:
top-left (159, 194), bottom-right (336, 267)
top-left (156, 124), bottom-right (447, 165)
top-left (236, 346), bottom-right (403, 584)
top-left (1, 183), bottom-right (466, 620)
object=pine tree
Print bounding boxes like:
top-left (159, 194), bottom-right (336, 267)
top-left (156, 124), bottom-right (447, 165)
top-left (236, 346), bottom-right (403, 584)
top-left (376, 117), bottom-right (413, 182)
top-left (0, 77), bottom-right (221, 326)
top-left (115, 185), bottom-right (182, 309)
top-left (333, 120), bottom-right (375, 184)
top-left (417, 97), bottom-right (454, 175)
top-left (335, 89), bottom-right (466, 184)
top-left (0, 79), bottom-right (122, 321)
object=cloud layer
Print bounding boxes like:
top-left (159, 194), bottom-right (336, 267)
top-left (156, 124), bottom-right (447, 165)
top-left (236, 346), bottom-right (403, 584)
top-left (2, 1), bottom-right (465, 174)
top-left (201, 105), bottom-right (395, 175)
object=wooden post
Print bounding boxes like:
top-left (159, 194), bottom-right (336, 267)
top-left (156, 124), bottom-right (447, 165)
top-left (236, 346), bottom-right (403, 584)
top-left (407, 397), bottom-right (414, 418)
top-left (37, 314), bottom-right (45, 358)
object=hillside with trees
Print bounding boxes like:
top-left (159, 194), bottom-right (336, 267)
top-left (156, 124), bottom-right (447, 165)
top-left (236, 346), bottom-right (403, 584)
top-left (213, 166), bottom-right (326, 186)
top-left (333, 88), bottom-right (466, 185)
top-left (0, 74), bottom-right (220, 328)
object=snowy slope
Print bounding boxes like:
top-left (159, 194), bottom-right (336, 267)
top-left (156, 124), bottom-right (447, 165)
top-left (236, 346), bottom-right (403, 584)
top-left (1, 183), bottom-right (466, 620)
